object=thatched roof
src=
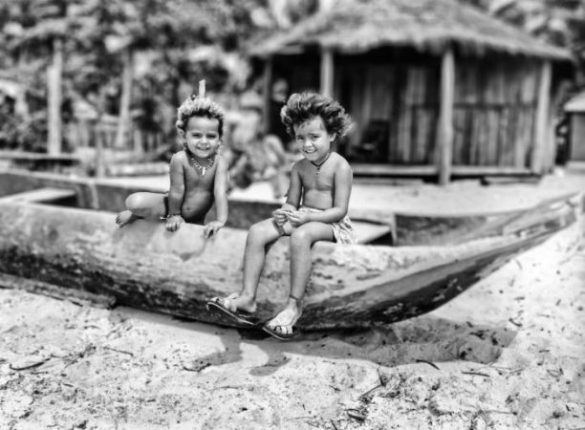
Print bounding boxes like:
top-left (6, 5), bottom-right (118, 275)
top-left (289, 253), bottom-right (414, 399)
top-left (250, 0), bottom-right (571, 60)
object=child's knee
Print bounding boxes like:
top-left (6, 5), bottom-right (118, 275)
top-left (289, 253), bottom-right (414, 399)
top-left (248, 222), bottom-right (270, 242)
top-left (125, 193), bottom-right (142, 211)
top-left (290, 229), bottom-right (310, 246)
top-left (126, 193), bottom-right (151, 215)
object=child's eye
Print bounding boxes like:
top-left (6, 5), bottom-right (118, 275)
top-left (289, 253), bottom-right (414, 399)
top-left (206, 133), bottom-right (219, 140)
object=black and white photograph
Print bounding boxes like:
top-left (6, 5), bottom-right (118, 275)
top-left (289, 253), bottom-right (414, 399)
top-left (1, 0), bottom-right (584, 428)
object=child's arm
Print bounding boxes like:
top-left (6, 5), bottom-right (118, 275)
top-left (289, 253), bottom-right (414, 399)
top-left (273, 162), bottom-right (301, 224)
top-left (204, 156), bottom-right (229, 238)
top-left (289, 162), bottom-right (353, 225)
top-left (283, 162), bottom-right (301, 209)
top-left (166, 153), bottom-right (186, 232)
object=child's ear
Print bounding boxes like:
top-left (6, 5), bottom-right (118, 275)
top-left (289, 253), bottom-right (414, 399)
top-left (329, 133), bottom-right (336, 144)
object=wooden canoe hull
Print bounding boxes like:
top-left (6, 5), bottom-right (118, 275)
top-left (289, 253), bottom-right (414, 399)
top-left (0, 196), bottom-right (579, 330)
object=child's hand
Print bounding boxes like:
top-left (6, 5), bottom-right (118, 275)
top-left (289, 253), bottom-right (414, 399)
top-left (286, 210), bottom-right (309, 227)
top-left (272, 209), bottom-right (291, 225)
top-left (166, 215), bottom-right (184, 232)
top-left (204, 221), bottom-right (224, 238)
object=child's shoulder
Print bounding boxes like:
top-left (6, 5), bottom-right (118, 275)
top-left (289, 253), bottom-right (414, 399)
top-left (171, 149), bottom-right (187, 160)
top-left (331, 152), bottom-right (351, 170)
top-left (291, 157), bottom-right (310, 171)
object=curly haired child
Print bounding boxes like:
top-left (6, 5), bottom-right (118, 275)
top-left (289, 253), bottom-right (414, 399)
top-left (116, 94), bottom-right (228, 238)
top-left (208, 91), bottom-right (354, 339)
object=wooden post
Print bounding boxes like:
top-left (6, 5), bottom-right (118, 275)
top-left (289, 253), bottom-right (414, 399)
top-left (531, 60), bottom-right (552, 174)
top-left (262, 56), bottom-right (273, 135)
top-left (115, 48), bottom-right (134, 152)
top-left (47, 38), bottom-right (63, 155)
top-left (437, 48), bottom-right (455, 185)
top-left (320, 47), bottom-right (334, 98)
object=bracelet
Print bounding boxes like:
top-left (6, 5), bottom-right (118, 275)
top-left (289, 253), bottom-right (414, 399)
top-left (161, 213), bottom-right (183, 221)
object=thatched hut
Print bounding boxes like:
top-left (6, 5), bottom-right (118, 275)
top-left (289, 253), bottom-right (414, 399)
top-left (250, 0), bottom-right (573, 183)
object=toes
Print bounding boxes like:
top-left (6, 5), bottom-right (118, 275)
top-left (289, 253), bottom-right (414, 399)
top-left (275, 325), bottom-right (290, 335)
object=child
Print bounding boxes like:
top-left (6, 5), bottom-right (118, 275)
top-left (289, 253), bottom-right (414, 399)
top-left (115, 94), bottom-right (228, 238)
top-left (207, 92), bottom-right (354, 340)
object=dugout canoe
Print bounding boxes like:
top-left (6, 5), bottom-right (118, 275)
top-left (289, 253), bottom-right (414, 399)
top-left (0, 191), bottom-right (581, 331)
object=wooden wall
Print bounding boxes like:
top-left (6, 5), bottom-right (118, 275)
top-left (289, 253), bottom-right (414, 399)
top-left (336, 54), bottom-right (441, 165)
top-left (271, 51), bottom-right (546, 172)
top-left (452, 58), bottom-right (540, 168)
top-left (569, 114), bottom-right (585, 162)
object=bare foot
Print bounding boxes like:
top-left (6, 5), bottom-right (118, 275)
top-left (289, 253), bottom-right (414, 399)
top-left (115, 210), bottom-right (138, 227)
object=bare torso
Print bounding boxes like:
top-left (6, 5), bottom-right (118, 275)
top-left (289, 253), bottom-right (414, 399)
top-left (296, 153), bottom-right (344, 210)
top-left (172, 150), bottom-right (219, 222)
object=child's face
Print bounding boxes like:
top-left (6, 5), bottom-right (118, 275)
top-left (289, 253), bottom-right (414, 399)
top-left (181, 116), bottom-right (221, 159)
top-left (293, 116), bottom-right (334, 162)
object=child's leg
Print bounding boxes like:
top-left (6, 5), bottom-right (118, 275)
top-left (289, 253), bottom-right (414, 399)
top-left (265, 222), bottom-right (334, 337)
top-left (207, 218), bottom-right (282, 320)
top-left (236, 218), bottom-right (282, 309)
top-left (116, 192), bottom-right (167, 226)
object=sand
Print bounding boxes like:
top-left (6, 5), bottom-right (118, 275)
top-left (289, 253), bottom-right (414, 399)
top-left (1, 169), bottom-right (585, 429)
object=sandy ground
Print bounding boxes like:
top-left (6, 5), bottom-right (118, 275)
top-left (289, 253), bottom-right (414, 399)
top-left (1, 168), bottom-right (585, 429)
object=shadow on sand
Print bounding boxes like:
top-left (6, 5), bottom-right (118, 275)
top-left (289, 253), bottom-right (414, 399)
top-left (164, 312), bottom-right (518, 377)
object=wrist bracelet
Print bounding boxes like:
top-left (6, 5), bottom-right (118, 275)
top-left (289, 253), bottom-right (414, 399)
top-left (161, 213), bottom-right (182, 221)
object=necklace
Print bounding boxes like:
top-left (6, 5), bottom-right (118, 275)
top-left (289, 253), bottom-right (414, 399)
top-left (187, 152), bottom-right (215, 176)
top-left (310, 151), bottom-right (331, 176)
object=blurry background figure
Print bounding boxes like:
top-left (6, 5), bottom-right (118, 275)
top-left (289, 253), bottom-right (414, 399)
top-left (224, 90), bottom-right (288, 199)
top-left (268, 78), bottom-right (290, 146)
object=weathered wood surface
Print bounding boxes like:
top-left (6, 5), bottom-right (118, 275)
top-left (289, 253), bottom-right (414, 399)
top-left (0, 199), bottom-right (578, 330)
top-left (0, 187), bottom-right (77, 204)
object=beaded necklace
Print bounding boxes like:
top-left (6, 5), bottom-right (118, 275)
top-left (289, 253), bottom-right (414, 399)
top-left (187, 151), bottom-right (215, 176)
top-left (310, 151), bottom-right (331, 176)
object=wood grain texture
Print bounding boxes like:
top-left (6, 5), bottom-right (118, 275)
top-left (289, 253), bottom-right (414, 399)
top-left (0, 198), bottom-right (578, 331)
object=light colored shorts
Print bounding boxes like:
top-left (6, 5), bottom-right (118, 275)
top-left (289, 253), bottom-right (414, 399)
top-left (273, 206), bottom-right (356, 245)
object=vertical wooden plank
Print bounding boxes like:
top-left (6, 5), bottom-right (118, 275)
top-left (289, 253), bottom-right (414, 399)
top-left (487, 108), bottom-right (500, 165)
top-left (412, 68), bottom-right (428, 162)
top-left (514, 106), bottom-right (527, 167)
top-left (531, 61), bottom-right (552, 173)
top-left (47, 38), bottom-right (63, 155)
top-left (396, 67), bottom-right (413, 163)
top-left (497, 107), bottom-right (510, 165)
top-left (469, 108), bottom-right (481, 165)
top-left (320, 48), bottom-right (334, 98)
top-left (438, 49), bottom-right (455, 185)
top-left (452, 108), bottom-right (464, 165)
top-left (414, 108), bottom-right (432, 163)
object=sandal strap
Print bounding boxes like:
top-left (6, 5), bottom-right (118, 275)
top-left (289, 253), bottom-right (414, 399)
top-left (289, 294), bottom-right (303, 302)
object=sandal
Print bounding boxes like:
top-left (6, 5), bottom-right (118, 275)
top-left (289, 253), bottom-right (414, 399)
top-left (262, 295), bottom-right (302, 341)
top-left (206, 294), bottom-right (258, 327)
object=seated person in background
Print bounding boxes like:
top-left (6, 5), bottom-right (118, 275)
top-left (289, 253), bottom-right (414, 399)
top-left (224, 91), bottom-right (289, 199)
top-left (115, 94), bottom-right (228, 238)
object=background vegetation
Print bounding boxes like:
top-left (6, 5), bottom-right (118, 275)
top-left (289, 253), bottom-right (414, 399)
top-left (0, 0), bottom-right (584, 155)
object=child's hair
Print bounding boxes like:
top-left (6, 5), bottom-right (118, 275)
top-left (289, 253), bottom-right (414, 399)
top-left (176, 95), bottom-right (225, 137)
top-left (280, 92), bottom-right (352, 141)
